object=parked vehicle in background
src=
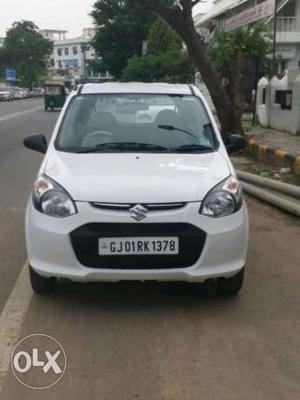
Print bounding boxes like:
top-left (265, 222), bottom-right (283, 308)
top-left (23, 88), bottom-right (31, 98)
top-left (0, 85), bottom-right (13, 101)
top-left (11, 87), bottom-right (26, 99)
top-left (32, 87), bottom-right (44, 97)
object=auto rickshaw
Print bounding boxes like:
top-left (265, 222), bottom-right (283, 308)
top-left (44, 80), bottom-right (67, 111)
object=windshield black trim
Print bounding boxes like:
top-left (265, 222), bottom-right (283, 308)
top-left (77, 84), bottom-right (84, 95)
top-left (189, 85), bottom-right (195, 95)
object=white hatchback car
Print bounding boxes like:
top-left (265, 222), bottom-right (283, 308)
top-left (24, 83), bottom-right (248, 296)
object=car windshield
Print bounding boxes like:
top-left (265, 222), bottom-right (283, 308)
top-left (55, 93), bottom-right (218, 153)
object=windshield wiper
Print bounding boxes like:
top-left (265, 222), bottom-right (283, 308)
top-left (76, 142), bottom-right (169, 153)
top-left (172, 144), bottom-right (214, 153)
top-left (158, 125), bottom-right (199, 139)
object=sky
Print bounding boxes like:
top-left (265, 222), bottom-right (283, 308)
top-left (0, 0), bottom-right (213, 38)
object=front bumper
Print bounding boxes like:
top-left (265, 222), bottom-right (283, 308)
top-left (25, 200), bottom-right (249, 283)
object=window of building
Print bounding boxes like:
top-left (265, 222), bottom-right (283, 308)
top-left (280, 61), bottom-right (286, 74)
top-left (58, 60), bottom-right (63, 69)
top-left (275, 90), bottom-right (293, 110)
top-left (73, 46), bottom-right (78, 55)
top-left (279, 0), bottom-right (295, 17)
top-left (57, 48), bottom-right (62, 56)
top-left (262, 89), bottom-right (266, 105)
top-left (65, 47), bottom-right (69, 56)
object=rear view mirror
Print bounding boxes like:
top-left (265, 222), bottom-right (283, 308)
top-left (24, 134), bottom-right (48, 154)
top-left (225, 134), bottom-right (245, 155)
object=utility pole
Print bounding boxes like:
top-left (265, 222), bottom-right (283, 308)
top-left (272, 0), bottom-right (279, 76)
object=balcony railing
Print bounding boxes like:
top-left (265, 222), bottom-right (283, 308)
top-left (277, 17), bottom-right (300, 33)
top-left (268, 17), bottom-right (300, 43)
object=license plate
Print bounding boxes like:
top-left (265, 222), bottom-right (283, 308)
top-left (99, 237), bottom-right (179, 256)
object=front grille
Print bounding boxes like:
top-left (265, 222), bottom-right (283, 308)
top-left (90, 202), bottom-right (186, 212)
top-left (70, 223), bottom-right (206, 270)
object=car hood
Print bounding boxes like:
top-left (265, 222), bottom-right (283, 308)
top-left (44, 150), bottom-right (230, 203)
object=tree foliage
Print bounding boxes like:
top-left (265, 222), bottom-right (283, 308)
top-left (210, 23), bottom-right (272, 76)
top-left (91, 0), bottom-right (155, 79)
top-left (122, 51), bottom-right (193, 83)
top-left (0, 21), bottom-right (53, 87)
top-left (147, 17), bottom-right (182, 55)
top-left (122, 17), bottom-right (194, 83)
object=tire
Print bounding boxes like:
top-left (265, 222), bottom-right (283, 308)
top-left (29, 266), bottom-right (56, 294)
top-left (217, 268), bottom-right (245, 296)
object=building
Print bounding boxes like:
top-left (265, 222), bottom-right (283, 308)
top-left (41, 29), bottom-right (111, 82)
top-left (195, 0), bottom-right (300, 74)
top-left (40, 29), bottom-right (67, 41)
top-left (82, 28), bottom-right (96, 39)
top-left (0, 37), bottom-right (5, 48)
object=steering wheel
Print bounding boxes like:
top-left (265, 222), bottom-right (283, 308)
top-left (81, 130), bottom-right (113, 148)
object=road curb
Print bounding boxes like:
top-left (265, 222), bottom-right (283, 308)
top-left (246, 137), bottom-right (300, 174)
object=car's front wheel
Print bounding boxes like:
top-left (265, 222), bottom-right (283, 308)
top-left (29, 266), bottom-right (56, 294)
top-left (217, 268), bottom-right (245, 296)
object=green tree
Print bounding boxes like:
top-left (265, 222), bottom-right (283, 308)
top-left (211, 24), bottom-right (271, 75)
top-left (122, 17), bottom-right (194, 83)
top-left (1, 21), bottom-right (53, 88)
top-left (147, 17), bottom-right (181, 55)
top-left (122, 51), bottom-right (193, 83)
top-left (91, 0), bottom-right (155, 79)
top-left (210, 23), bottom-right (272, 120)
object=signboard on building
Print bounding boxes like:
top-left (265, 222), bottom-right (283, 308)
top-left (64, 59), bottom-right (78, 68)
top-left (5, 68), bottom-right (16, 81)
top-left (225, 0), bottom-right (274, 31)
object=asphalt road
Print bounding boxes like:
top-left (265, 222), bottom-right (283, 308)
top-left (0, 99), bottom-right (299, 399)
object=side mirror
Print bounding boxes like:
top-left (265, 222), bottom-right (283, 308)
top-left (225, 134), bottom-right (246, 155)
top-left (24, 134), bottom-right (48, 154)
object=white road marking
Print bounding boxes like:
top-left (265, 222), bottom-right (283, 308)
top-left (0, 262), bottom-right (32, 394)
top-left (0, 106), bottom-right (42, 123)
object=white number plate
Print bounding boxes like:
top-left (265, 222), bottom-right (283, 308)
top-left (99, 237), bottom-right (179, 256)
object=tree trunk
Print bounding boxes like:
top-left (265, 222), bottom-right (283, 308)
top-left (226, 49), bottom-right (245, 134)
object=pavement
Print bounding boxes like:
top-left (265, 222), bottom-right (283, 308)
top-left (0, 99), bottom-right (299, 399)
top-left (246, 127), bottom-right (300, 173)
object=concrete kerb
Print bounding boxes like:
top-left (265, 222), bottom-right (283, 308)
top-left (246, 137), bottom-right (300, 173)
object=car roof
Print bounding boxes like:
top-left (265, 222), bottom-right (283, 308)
top-left (80, 82), bottom-right (193, 95)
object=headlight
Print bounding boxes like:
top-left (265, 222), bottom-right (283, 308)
top-left (200, 176), bottom-right (243, 218)
top-left (32, 175), bottom-right (77, 218)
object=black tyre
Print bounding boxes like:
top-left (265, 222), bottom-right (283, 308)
top-left (217, 268), bottom-right (245, 296)
top-left (29, 266), bottom-right (56, 294)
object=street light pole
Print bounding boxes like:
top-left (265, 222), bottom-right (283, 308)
top-left (272, 0), bottom-right (279, 76)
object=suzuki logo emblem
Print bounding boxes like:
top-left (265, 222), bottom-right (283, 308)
top-left (130, 204), bottom-right (148, 222)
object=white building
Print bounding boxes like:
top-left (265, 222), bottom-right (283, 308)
top-left (195, 0), bottom-right (300, 74)
top-left (0, 37), bottom-right (4, 48)
top-left (40, 29), bottom-right (111, 82)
